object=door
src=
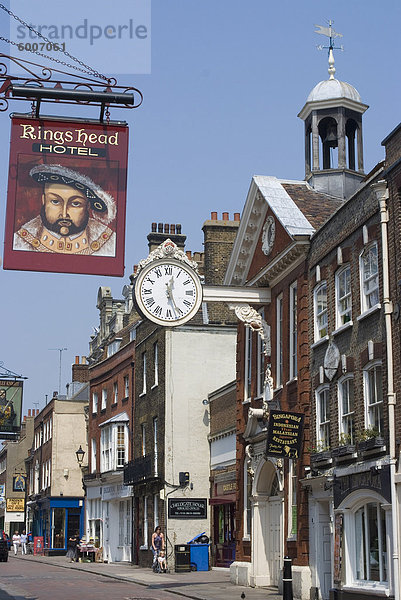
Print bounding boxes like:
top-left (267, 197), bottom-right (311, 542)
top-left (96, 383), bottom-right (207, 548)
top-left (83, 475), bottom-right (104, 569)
top-left (67, 511), bottom-right (80, 541)
top-left (267, 498), bottom-right (283, 586)
top-left (317, 502), bottom-right (332, 600)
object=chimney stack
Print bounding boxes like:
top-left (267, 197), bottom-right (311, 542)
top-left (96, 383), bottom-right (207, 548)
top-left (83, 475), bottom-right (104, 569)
top-left (147, 222), bottom-right (186, 252)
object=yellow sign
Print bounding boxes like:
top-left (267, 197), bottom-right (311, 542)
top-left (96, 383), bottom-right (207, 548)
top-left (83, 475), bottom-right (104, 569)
top-left (6, 498), bottom-right (24, 512)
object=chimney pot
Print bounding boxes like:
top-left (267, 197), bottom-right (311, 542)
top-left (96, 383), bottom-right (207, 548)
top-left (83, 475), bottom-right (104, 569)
top-left (164, 223), bottom-right (169, 234)
top-left (211, 212), bottom-right (217, 220)
top-left (75, 356), bottom-right (79, 364)
top-left (222, 212), bottom-right (229, 221)
top-left (176, 224), bottom-right (182, 234)
top-left (186, 250), bottom-right (192, 259)
top-left (82, 356), bottom-right (87, 365)
top-left (28, 409), bottom-right (31, 416)
top-left (151, 222), bottom-right (157, 232)
top-left (170, 224), bottom-right (175, 234)
top-left (133, 265), bottom-right (138, 275)
top-left (234, 212), bottom-right (240, 221)
top-left (158, 223), bottom-right (163, 233)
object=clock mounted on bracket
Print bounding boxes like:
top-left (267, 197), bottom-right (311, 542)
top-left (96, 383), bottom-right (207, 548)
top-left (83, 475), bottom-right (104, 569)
top-left (133, 239), bottom-right (203, 326)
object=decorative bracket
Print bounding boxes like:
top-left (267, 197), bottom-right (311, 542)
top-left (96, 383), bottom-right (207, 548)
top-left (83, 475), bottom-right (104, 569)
top-left (0, 53), bottom-right (143, 120)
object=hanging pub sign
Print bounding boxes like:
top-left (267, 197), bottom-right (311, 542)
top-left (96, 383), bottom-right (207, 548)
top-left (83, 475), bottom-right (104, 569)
top-left (3, 115), bottom-right (129, 276)
top-left (13, 475), bottom-right (26, 492)
top-left (0, 379), bottom-right (23, 439)
top-left (265, 410), bottom-right (304, 459)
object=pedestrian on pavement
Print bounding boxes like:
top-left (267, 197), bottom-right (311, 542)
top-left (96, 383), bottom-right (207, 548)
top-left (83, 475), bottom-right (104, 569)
top-left (151, 526), bottom-right (165, 569)
top-left (20, 530), bottom-right (27, 555)
top-left (66, 531), bottom-right (79, 563)
top-left (12, 531), bottom-right (21, 555)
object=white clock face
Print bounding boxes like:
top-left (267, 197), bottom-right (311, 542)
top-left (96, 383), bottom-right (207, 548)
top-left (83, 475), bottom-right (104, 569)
top-left (135, 259), bottom-right (203, 326)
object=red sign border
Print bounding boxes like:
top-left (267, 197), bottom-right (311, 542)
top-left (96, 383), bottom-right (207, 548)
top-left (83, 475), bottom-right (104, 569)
top-left (3, 116), bottom-right (129, 277)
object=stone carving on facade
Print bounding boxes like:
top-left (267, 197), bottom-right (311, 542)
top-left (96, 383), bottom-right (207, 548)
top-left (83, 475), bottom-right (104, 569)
top-left (245, 444), bottom-right (255, 478)
top-left (136, 238), bottom-right (199, 275)
top-left (231, 304), bottom-right (271, 356)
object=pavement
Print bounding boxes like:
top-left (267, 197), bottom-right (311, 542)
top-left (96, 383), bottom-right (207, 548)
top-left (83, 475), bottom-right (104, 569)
top-left (11, 553), bottom-right (282, 600)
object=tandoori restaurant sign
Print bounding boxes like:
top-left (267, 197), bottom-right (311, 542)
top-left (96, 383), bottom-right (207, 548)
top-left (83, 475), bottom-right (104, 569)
top-left (265, 410), bottom-right (304, 459)
top-left (168, 498), bottom-right (207, 519)
top-left (3, 116), bottom-right (129, 276)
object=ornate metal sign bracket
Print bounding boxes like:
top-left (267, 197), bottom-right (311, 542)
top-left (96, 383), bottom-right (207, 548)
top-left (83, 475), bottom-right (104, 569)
top-left (0, 53), bottom-right (143, 121)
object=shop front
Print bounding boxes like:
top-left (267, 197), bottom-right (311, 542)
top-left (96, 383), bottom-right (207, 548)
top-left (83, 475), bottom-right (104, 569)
top-left (210, 471), bottom-right (236, 567)
top-left (28, 497), bottom-right (84, 554)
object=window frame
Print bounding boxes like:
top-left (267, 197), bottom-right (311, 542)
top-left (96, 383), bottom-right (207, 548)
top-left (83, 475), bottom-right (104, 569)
top-left (314, 281), bottom-right (328, 341)
top-left (364, 361), bottom-right (383, 434)
top-left (340, 491), bottom-right (391, 594)
top-left (256, 308), bottom-right (265, 398)
top-left (101, 388), bottom-right (107, 411)
top-left (336, 265), bottom-right (352, 328)
top-left (153, 342), bottom-right (159, 388)
top-left (316, 384), bottom-right (330, 449)
top-left (276, 294), bottom-right (283, 388)
top-left (338, 375), bottom-right (355, 444)
top-left (289, 282), bottom-right (297, 380)
top-left (360, 242), bottom-right (379, 314)
top-left (141, 352), bottom-right (147, 395)
top-left (100, 423), bottom-right (129, 472)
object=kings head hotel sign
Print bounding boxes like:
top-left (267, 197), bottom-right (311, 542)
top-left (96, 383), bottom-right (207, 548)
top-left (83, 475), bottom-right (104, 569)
top-left (266, 410), bottom-right (304, 459)
top-left (3, 116), bottom-right (129, 276)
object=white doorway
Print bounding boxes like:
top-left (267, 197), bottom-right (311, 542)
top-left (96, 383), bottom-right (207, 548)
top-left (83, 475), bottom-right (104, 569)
top-left (251, 460), bottom-right (283, 588)
top-left (317, 501), bottom-right (332, 600)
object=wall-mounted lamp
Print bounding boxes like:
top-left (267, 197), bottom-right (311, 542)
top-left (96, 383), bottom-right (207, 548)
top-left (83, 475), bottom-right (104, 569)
top-left (75, 445), bottom-right (85, 466)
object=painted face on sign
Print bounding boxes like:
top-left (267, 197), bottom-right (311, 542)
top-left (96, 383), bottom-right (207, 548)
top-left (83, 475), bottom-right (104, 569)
top-left (40, 183), bottom-right (89, 236)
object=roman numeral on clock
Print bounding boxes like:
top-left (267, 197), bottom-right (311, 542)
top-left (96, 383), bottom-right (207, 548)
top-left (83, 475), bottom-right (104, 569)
top-left (145, 298), bottom-right (155, 307)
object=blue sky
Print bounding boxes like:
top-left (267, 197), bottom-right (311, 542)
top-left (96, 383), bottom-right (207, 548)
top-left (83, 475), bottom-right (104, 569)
top-left (0, 0), bottom-right (400, 413)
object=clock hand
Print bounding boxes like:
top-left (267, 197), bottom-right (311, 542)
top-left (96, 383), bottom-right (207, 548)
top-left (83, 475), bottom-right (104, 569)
top-left (165, 277), bottom-right (180, 313)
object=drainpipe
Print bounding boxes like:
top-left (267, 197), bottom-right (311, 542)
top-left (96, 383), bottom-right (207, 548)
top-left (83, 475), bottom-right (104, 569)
top-left (373, 180), bottom-right (399, 600)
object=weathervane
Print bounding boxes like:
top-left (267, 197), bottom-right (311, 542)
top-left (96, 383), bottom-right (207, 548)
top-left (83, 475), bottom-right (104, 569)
top-left (315, 20), bottom-right (343, 80)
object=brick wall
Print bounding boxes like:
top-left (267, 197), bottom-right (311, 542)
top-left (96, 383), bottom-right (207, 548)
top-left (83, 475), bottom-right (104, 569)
top-left (202, 212), bottom-right (240, 324)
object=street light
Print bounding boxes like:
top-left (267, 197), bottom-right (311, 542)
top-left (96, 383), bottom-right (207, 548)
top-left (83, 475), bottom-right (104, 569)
top-left (75, 445), bottom-right (85, 466)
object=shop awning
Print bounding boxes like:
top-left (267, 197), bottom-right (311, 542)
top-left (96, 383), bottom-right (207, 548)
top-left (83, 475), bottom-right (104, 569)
top-left (209, 495), bottom-right (236, 505)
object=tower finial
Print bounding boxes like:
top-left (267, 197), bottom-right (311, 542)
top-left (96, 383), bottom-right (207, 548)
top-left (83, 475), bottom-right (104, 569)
top-left (315, 20), bottom-right (343, 80)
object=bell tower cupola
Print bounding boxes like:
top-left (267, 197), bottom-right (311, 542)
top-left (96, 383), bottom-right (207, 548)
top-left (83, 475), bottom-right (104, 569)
top-left (298, 22), bottom-right (368, 199)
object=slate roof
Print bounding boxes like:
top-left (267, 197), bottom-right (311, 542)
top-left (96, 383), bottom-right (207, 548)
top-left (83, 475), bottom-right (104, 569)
top-left (253, 176), bottom-right (315, 237)
top-left (281, 182), bottom-right (343, 230)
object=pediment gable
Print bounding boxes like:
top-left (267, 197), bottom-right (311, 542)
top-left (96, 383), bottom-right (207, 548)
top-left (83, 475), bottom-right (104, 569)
top-left (224, 176), bottom-right (315, 286)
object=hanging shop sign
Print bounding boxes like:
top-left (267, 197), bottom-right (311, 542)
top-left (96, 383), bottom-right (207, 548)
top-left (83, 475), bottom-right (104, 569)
top-left (3, 115), bottom-right (129, 276)
top-left (6, 498), bottom-right (25, 512)
top-left (265, 410), bottom-right (304, 459)
top-left (13, 475), bottom-right (26, 492)
top-left (0, 379), bottom-right (23, 438)
top-left (168, 498), bottom-right (207, 519)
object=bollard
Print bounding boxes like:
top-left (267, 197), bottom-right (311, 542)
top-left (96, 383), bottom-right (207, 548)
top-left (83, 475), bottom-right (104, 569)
top-left (283, 556), bottom-right (293, 600)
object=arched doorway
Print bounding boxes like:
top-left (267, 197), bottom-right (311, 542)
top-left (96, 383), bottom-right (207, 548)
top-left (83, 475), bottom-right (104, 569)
top-left (250, 459), bottom-right (283, 588)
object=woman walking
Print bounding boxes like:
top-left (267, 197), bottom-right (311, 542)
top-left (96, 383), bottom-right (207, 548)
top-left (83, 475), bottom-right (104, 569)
top-left (12, 531), bottom-right (21, 555)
